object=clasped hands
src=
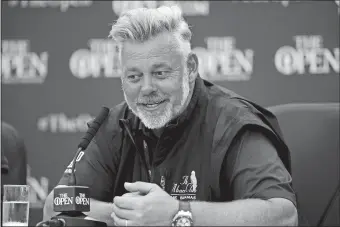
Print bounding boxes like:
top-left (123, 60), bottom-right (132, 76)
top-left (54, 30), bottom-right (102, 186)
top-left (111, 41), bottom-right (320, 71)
top-left (111, 181), bottom-right (179, 226)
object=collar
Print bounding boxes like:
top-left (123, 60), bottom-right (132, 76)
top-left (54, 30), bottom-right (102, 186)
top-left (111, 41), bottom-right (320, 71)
top-left (138, 76), bottom-right (204, 136)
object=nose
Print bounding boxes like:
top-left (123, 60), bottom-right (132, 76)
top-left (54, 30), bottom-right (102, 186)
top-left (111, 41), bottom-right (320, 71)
top-left (140, 74), bottom-right (156, 95)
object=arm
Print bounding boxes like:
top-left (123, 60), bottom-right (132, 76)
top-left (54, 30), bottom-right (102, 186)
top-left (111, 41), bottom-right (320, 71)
top-left (111, 130), bottom-right (298, 226)
top-left (190, 197), bottom-right (297, 226)
top-left (190, 130), bottom-right (298, 226)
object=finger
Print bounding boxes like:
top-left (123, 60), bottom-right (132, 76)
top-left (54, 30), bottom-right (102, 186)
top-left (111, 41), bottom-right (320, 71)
top-left (124, 181), bottom-right (154, 194)
top-left (110, 212), bottom-right (118, 226)
top-left (112, 203), bottom-right (135, 220)
top-left (111, 212), bottom-right (133, 226)
top-left (114, 196), bottom-right (137, 210)
top-left (122, 192), bottom-right (143, 197)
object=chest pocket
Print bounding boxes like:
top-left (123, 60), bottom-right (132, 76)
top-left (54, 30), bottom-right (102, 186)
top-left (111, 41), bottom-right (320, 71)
top-left (166, 169), bottom-right (201, 201)
top-left (158, 137), bottom-right (213, 202)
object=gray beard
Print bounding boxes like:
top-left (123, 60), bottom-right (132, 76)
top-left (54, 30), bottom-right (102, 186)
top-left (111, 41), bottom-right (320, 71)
top-left (123, 74), bottom-right (191, 129)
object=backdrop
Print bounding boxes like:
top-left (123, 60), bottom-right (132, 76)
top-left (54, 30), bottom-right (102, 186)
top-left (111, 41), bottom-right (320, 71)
top-left (1, 0), bottom-right (339, 225)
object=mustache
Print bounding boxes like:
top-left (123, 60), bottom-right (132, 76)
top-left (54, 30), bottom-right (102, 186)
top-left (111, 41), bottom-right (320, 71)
top-left (137, 94), bottom-right (166, 104)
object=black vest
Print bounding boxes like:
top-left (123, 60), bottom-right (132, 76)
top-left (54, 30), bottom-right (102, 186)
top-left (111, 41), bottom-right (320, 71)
top-left (108, 78), bottom-right (292, 203)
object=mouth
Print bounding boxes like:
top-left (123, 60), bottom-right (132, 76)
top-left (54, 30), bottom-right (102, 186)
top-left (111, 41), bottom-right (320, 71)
top-left (138, 99), bottom-right (168, 111)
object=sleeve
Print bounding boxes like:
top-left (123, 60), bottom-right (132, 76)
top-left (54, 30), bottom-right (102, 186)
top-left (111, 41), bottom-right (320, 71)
top-left (222, 129), bottom-right (297, 207)
top-left (58, 137), bottom-right (119, 202)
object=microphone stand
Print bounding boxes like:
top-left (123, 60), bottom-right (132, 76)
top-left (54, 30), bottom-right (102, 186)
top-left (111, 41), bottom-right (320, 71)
top-left (36, 107), bottom-right (110, 227)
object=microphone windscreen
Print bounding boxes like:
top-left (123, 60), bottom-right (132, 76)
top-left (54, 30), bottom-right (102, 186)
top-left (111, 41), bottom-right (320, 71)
top-left (78, 107), bottom-right (109, 150)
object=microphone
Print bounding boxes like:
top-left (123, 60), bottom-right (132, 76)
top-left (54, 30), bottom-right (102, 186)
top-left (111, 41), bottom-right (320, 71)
top-left (37, 107), bottom-right (110, 227)
top-left (70, 106), bottom-right (110, 186)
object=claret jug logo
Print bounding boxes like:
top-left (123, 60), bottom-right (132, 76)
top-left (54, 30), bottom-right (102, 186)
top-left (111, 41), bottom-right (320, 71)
top-left (171, 171), bottom-right (198, 201)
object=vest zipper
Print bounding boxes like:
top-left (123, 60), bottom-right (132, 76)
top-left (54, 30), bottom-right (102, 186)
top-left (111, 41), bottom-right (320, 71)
top-left (148, 170), bottom-right (152, 181)
top-left (160, 175), bottom-right (165, 190)
top-left (119, 120), bottom-right (151, 183)
top-left (149, 161), bottom-right (155, 183)
top-left (143, 140), bottom-right (153, 183)
top-left (150, 167), bottom-right (154, 183)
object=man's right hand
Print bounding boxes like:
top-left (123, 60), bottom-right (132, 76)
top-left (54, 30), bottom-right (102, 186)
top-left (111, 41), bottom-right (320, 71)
top-left (121, 191), bottom-right (144, 197)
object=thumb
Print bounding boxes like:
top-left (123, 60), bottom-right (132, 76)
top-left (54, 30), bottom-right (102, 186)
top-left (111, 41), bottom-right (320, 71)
top-left (124, 181), bottom-right (154, 194)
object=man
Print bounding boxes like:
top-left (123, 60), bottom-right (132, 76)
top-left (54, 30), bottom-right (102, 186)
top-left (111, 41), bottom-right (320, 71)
top-left (1, 144), bottom-right (9, 197)
top-left (1, 121), bottom-right (27, 186)
top-left (44, 5), bottom-right (298, 226)
top-left (1, 147), bottom-right (9, 176)
top-left (1, 122), bottom-right (27, 224)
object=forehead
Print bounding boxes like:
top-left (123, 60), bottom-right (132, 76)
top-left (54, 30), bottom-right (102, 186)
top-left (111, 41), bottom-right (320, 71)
top-left (121, 32), bottom-right (185, 70)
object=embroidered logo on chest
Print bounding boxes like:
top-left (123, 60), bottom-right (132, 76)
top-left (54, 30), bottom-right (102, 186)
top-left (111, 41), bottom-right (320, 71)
top-left (170, 171), bottom-right (198, 201)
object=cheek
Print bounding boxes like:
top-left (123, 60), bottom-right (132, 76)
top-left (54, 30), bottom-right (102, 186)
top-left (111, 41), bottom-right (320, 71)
top-left (122, 83), bottom-right (140, 101)
top-left (162, 78), bottom-right (184, 101)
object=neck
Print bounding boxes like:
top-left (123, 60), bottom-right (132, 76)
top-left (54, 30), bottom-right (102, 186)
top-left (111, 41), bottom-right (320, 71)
top-left (152, 128), bottom-right (163, 138)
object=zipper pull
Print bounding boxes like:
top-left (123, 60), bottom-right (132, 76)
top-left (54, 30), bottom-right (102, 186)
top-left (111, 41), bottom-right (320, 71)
top-left (160, 175), bottom-right (165, 190)
top-left (148, 170), bottom-right (152, 180)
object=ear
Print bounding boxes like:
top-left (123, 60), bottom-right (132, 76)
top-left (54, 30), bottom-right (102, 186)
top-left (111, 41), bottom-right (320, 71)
top-left (186, 52), bottom-right (199, 83)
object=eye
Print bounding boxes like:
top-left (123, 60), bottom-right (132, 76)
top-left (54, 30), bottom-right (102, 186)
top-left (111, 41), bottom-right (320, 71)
top-left (126, 74), bottom-right (141, 82)
top-left (153, 71), bottom-right (169, 78)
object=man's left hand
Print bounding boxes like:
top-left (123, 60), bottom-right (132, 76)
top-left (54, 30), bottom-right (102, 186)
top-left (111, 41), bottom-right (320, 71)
top-left (111, 181), bottom-right (179, 226)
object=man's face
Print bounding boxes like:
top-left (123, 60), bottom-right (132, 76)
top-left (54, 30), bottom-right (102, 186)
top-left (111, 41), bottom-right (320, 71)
top-left (120, 32), bottom-right (191, 129)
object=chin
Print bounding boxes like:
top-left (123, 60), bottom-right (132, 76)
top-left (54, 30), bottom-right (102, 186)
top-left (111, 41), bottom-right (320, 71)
top-left (141, 120), bottom-right (166, 130)
top-left (126, 98), bottom-right (183, 129)
top-left (137, 110), bottom-right (172, 129)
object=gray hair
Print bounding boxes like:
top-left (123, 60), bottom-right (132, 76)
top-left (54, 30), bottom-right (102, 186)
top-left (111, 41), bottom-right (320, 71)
top-left (108, 5), bottom-right (192, 57)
